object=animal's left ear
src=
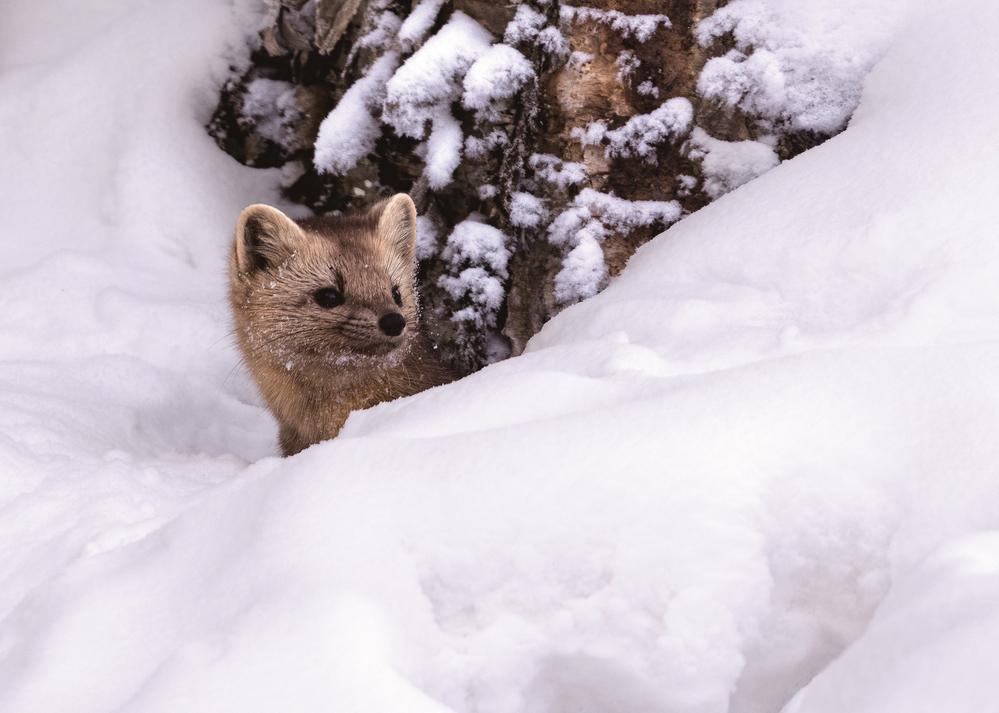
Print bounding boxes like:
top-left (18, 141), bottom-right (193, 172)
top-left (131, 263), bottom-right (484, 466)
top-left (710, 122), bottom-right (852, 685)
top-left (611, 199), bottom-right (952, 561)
top-left (372, 193), bottom-right (417, 263)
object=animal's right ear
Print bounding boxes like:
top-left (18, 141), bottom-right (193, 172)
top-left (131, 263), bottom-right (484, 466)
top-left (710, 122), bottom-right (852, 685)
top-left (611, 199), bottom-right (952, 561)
top-left (371, 194), bottom-right (417, 264)
top-left (234, 204), bottom-right (303, 273)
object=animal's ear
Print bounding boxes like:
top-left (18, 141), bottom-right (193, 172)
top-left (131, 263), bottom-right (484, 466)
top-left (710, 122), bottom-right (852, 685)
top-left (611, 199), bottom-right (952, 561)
top-left (234, 204), bottom-right (303, 273)
top-left (371, 193), bottom-right (417, 263)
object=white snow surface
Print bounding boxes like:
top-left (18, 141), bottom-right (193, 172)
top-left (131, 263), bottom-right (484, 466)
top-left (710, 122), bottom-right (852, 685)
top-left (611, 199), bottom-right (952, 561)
top-left (4, 2), bottom-right (999, 713)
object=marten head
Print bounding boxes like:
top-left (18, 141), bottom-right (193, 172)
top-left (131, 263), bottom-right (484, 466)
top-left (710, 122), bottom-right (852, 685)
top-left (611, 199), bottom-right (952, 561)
top-left (230, 194), bottom-right (420, 367)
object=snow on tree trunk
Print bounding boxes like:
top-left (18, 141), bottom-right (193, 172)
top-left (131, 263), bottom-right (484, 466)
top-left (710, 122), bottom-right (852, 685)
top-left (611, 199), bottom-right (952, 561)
top-left (209, 0), bottom-right (871, 373)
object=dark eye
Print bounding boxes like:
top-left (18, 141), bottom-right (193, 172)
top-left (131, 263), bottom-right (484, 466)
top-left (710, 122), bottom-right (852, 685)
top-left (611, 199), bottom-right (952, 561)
top-left (313, 287), bottom-right (344, 309)
top-left (391, 286), bottom-right (403, 307)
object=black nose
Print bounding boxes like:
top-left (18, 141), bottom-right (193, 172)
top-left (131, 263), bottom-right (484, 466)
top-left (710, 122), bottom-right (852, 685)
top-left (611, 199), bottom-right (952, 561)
top-left (378, 312), bottom-right (406, 337)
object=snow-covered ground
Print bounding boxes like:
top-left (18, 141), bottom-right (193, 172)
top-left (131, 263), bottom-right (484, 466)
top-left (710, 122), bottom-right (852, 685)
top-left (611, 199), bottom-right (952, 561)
top-left (2, 1), bottom-right (999, 711)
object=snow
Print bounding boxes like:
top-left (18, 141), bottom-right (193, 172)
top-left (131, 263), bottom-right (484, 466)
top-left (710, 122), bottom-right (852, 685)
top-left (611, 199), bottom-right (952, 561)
top-left (687, 127), bottom-right (779, 198)
top-left (438, 267), bottom-right (506, 327)
top-left (529, 152), bottom-right (587, 189)
top-left (559, 5), bottom-right (671, 43)
top-left (553, 237), bottom-right (608, 304)
top-left (440, 215), bottom-right (510, 277)
top-left (567, 50), bottom-right (593, 71)
top-left (437, 217), bottom-right (510, 329)
top-left (383, 11), bottom-right (493, 138)
top-left (503, 4), bottom-right (546, 46)
top-left (5, 1), bottom-right (999, 713)
top-left (569, 121), bottom-right (608, 148)
top-left (423, 108), bottom-right (463, 189)
top-left (240, 77), bottom-right (299, 147)
top-left (415, 215), bottom-right (440, 261)
top-left (636, 79), bottom-right (660, 98)
top-left (603, 97), bottom-right (693, 161)
top-left (548, 189), bottom-right (681, 304)
top-left (501, 4), bottom-right (567, 60)
top-left (462, 44), bottom-right (535, 121)
top-left (615, 49), bottom-right (639, 81)
top-left (784, 531), bottom-right (999, 713)
top-left (548, 188), bottom-right (681, 248)
top-left (509, 191), bottom-right (548, 229)
top-left (314, 51), bottom-right (400, 175)
top-left (397, 0), bottom-right (445, 50)
top-left (696, 0), bottom-right (910, 134)
top-left (464, 129), bottom-right (509, 160)
top-left (353, 8), bottom-right (402, 53)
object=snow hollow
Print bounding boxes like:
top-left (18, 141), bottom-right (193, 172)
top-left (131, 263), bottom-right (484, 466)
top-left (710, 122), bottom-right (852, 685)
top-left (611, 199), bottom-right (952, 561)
top-left (2, 1), bottom-right (999, 712)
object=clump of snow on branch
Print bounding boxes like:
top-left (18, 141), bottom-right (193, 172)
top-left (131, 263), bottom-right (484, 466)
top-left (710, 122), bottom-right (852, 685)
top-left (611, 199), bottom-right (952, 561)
top-left (314, 52), bottom-right (399, 175)
top-left (677, 173), bottom-right (698, 197)
top-left (570, 121), bottom-right (608, 148)
top-left (637, 80), bottom-right (660, 98)
top-left (534, 25), bottom-right (570, 61)
top-left (567, 51), bottom-right (593, 70)
top-left (438, 216), bottom-right (511, 328)
top-left (503, 4), bottom-right (546, 45)
top-left (549, 189), bottom-right (681, 303)
top-left (441, 216), bottom-right (510, 276)
top-left (560, 6), bottom-right (671, 42)
top-left (353, 8), bottom-right (402, 54)
top-left (241, 78), bottom-right (300, 149)
top-left (504, 4), bottom-right (569, 60)
top-left (383, 12), bottom-right (493, 138)
top-left (397, 0), bottom-right (445, 49)
top-left (605, 98), bottom-right (693, 160)
top-left (462, 44), bottom-right (535, 121)
top-left (569, 98), bottom-right (693, 161)
top-left (616, 50), bottom-right (640, 82)
top-left (464, 129), bottom-right (509, 160)
top-left (529, 153), bottom-right (587, 190)
top-left (415, 215), bottom-right (439, 261)
top-left (424, 109), bottom-right (463, 189)
top-left (555, 236), bottom-right (607, 306)
top-left (696, 0), bottom-right (888, 134)
top-left (687, 127), bottom-right (779, 198)
top-left (509, 191), bottom-right (547, 229)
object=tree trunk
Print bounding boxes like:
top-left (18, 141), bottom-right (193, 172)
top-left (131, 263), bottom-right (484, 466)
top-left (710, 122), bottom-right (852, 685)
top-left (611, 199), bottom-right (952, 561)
top-left (209, 0), bottom-right (836, 373)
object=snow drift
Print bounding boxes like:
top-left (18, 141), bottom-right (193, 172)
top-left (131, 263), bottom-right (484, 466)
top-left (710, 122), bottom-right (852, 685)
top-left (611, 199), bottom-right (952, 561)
top-left (2, 1), bottom-right (999, 712)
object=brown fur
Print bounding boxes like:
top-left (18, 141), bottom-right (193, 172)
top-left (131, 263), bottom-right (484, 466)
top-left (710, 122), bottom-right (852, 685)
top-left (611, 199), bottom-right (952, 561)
top-left (229, 194), bottom-right (455, 455)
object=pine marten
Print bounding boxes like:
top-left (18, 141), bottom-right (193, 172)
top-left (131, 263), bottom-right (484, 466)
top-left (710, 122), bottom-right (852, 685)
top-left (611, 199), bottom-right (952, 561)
top-left (229, 194), bottom-right (455, 455)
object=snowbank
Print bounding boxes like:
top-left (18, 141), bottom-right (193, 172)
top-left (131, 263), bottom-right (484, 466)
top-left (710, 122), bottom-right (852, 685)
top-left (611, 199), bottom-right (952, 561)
top-left (3, 2), bottom-right (999, 713)
top-left (695, 0), bottom-right (913, 134)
